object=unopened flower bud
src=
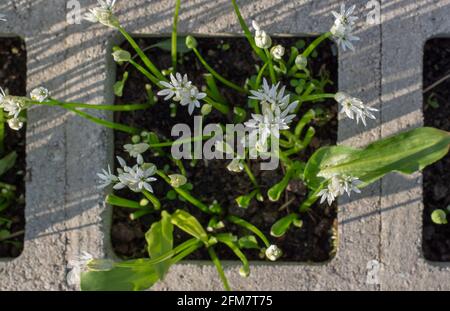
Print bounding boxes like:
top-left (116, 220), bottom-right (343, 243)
top-left (131, 135), bottom-right (141, 144)
top-left (265, 245), bottom-right (282, 261)
top-left (295, 55), bottom-right (308, 70)
top-left (201, 104), bottom-right (212, 115)
top-left (112, 49), bottom-right (131, 63)
top-left (270, 45), bottom-right (285, 60)
top-left (186, 36), bottom-right (198, 49)
top-left (227, 158), bottom-right (244, 173)
top-left (7, 118), bottom-right (23, 131)
top-left (30, 87), bottom-right (49, 102)
top-left (169, 174), bottom-right (187, 188)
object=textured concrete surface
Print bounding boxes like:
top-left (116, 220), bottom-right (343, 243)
top-left (379, 0), bottom-right (450, 290)
top-left (0, 0), bottom-right (448, 290)
top-left (0, 0), bottom-right (112, 290)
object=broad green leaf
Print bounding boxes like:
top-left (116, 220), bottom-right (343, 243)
top-left (150, 37), bottom-right (189, 54)
top-left (0, 152), bottom-right (17, 177)
top-left (146, 211), bottom-right (173, 278)
top-left (270, 213), bottom-right (299, 237)
top-left (304, 127), bottom-right (450, 190)
top-left (171, 209), bottom-right (208, 244)
top-left (80, 259), bottom-right (160, 291)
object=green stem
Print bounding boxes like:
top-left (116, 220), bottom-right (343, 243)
top-left (302, 32), bottom-right (332, 58)
top-left (294, 109), bottom-right (315, 137)
top-left (156, 170), bottom-right (211, 214)
top-left (230, 0), bottom-right (267, 62)
top-left (299, 183), bottom-right (325, 212)
top-left (217, 238), bottom-right (250, 278)
top-left (115, 239), bottom-right (201, 268)
top-left (169, 243), bottom-right (202, 265)
top-left (130, 209), bottom-right (153, 220)
top-left (264, 49), bottom-right (276, 84)
top-left (192, 47), bottom-right (247, 94)
top-left (299, 93), bottom-right (335, 102)
top-left (143, 190), bottom-right (161, 210)
top-left (243, 162), bottom-right (259, 190)
top-left (208, 247), bottom-right (231, 291)
top-left (204, 97), bottom-right (230, 115)
top-left (255, 62), bottom-right (269, 88)
top-left (148, 134), bottom-right (213, 148)
top-left (129, 59), bottom-right (161, 86)
top-left (118, 26), bottom-right (166, 82)
top-left (226, 215), bottom-right (270, 248)
top-left (63, 105), bottom-right (141, 134)
top-left (172, 0), bottom-right (181, 71)
top-left (172, 158), bottom-right (186, 176)
top-left (33, 99), bottom-right (152, 112)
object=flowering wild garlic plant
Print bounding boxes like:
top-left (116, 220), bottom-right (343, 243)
top-left (2, 1), bottom-right (449, 291)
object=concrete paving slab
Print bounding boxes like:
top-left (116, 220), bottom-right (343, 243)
top-left (379, 0), bottom-right (450, 290)
top-left (1, 0), bottom-right (448, 291)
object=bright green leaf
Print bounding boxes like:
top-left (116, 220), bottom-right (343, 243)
top-left (304, 127), bottom-right (450, 190)
top-left (80, 259), bottom-right (160, 291)
top-left (146, 211), bottom-right (174, 278)
top-left (171, 209), bottom-right (208, 244)
top-left (270, 213), bottom-right (299, 237)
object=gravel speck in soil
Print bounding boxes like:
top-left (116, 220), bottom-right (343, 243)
top-left (423, 38), bottom-right (450, 261)
top-left (0, 37), bottom-right (26, 258)
top-left (113, 37), bottom-right (338, 262)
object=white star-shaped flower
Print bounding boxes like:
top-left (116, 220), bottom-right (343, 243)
top-left (335, 92), bottom-right (378, 126)
top-left (330, 4), bottom-right (360, 51)
top-left (317, 174), bottom-right (362, 206)
top-left (157, 73), bottom-right (206, 115)
top-left (97, 165), bottom-right (118, 189)
top-left (84, 0), bottom-right (119, 28)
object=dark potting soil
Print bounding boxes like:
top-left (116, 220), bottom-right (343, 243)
top-left (0, 37), bottom-right (26, 257)
top-left (423, 38), bottom-right (450, 261)
top-left (113, 36), bottom-right (338, 262)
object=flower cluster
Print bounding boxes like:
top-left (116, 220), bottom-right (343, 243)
top-left (335, 92), bottom-right (378, 126)
top-left (1, 86), bottom-right (50, 131)
top-left (330, 4), bottom-right (360, 51)
top-left (157, 73), bottom-right (207, 115)
top-left (1, 87), bottom-right (24, 130)
top-left (317, 173), bottom-right (362, 205)
top-left (84, 0), bottom-right (119, 28)
top-left (244, 79), bottom-right (298, 150)
top-left (97, 143), bottom-right (157, 193)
